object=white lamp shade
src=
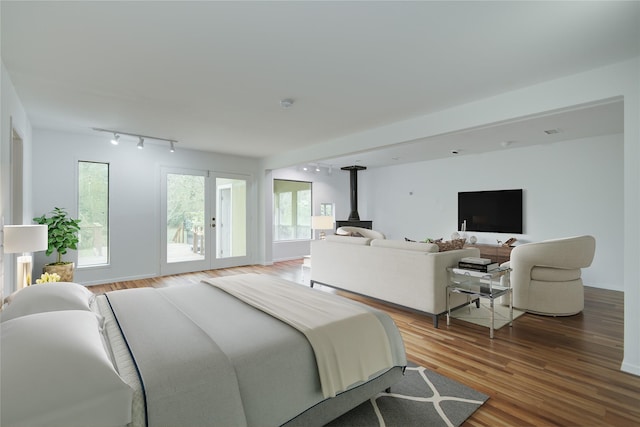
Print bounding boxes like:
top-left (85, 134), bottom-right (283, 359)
top-left (4, 225), bottom-right (48, 254)
top-left (311, 216), bottom-right (334, 230)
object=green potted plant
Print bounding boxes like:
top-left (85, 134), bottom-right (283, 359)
top-left (33, 207), bottom-right (81, 282)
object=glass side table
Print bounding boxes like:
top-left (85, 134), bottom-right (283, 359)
top-left (446, 266), bottom-right (512, 339)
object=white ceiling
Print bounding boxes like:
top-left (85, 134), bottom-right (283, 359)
top-left (1, 1), bottom-right (638, 166)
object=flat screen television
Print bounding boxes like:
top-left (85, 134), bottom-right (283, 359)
top-left (458, 189), bottom-right (523, 234)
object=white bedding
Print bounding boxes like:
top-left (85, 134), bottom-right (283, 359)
top-left (1, 277), bottom-right (407, 427)
top-left (95, 296), bottom-right (146, 427)
top-left (203, 273), bottom-right (394, 398)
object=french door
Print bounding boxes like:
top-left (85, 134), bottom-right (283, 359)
top-left (160, 167), bottom-right (250, 275)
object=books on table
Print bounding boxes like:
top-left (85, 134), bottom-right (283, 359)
top-left (458, 257), bottom-right (500, 272)
top-left (460, 257), bottom-right (492, 265)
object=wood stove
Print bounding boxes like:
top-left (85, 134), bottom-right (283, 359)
top-left (336, 165), bottom-right (372, 230)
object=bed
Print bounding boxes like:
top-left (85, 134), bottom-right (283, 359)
top-left (0, 274), bottom-right (407, 427)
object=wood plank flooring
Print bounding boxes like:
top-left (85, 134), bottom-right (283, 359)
top-left (90, 260), bottom-right (640, 426)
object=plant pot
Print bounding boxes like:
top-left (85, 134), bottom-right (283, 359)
top-left (43, 263), bottom-right (75, 282)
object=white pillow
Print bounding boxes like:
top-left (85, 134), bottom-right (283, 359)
top-left (0, 310), bottom-right (133, 427)
top-left (0, 282), bottom-right (95, 322)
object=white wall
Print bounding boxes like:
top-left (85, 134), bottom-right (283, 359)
top-left (31, 129), bottom-right (260, 285)
top-left (271, 166), bottom-right (350, 261)
top-left (1, 61), bottom-right (34, 298)
top-left (363, 134), bottom-right (623, 291)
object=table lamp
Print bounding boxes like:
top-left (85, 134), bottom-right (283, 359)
top-left (3, 225), bottom-right (48, 289)
top-left (311, 216), bottom-right (334, 240)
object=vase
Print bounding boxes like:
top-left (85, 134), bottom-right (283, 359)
top-left (43, 263), bottom-right (75, 282)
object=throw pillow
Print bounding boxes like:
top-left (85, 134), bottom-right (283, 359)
top-left (435, 238), bottom-right (466, 252)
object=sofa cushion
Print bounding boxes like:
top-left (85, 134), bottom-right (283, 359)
top-left (336, 227), bottom-right (385, 240)
top-left (531, 267), bottom-right (581, 282)
top-left (435, 239), bottom-right (466, 252)
top-left (325, 235), bottom-right (373, 245)
top-left (371, 239), bottom-right (439, 253)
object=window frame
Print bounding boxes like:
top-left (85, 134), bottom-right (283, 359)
top-left (77, 160), bottom-right (110, 268)
top-left (273, 179), bottom-right (312, 241)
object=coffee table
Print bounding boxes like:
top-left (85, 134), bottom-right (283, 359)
top-left (446, 266), bottom-right (512, 338)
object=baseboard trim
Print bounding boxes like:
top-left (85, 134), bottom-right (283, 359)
top-left (621, 360), bottom-right (640, 377)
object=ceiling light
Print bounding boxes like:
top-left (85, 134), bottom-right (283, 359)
top-left (280, 98), bottom-right (294, 109)
top-left (302, 166), bottom-right (308, 171)
top-left (93, 127), bottom-right (178, 152)
top-left (315, 166), bottom-right (321, 172)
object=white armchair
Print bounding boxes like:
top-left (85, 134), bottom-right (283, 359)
top-left (503, 235), bottom-right (596, 316)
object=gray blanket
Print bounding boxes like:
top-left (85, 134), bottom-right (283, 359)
top-left (106, 288), bottom-right (247, 427)
top-left (106, 277), bottom-right (406, 427)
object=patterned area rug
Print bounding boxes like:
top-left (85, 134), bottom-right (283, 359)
top-left (326, 364), bottom-right (488, 427)
top-left (450, 301), bottom-right (525, 330)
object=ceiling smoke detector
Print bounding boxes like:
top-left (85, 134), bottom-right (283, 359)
top-left (544, 128), bottom-right (562, 135)
top-left (280, 98), bottom-right (294, 109)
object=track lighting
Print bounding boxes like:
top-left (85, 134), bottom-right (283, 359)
top-left (93, 128), bottom-right (177, 152)
top-left (299, 163), bottom-right (334, 175)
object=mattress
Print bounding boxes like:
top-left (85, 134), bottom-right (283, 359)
top-left (95, 295), bottom-right (146, 427)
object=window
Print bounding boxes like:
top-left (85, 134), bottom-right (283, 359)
top-left (78, 161), bottom-right (109, 266)
top-left (320, 203), bottom-right (334, 217)
top-left (166, 172), bottom-right (205, 263)
top-left (273, 179), bottom-right (311, 240)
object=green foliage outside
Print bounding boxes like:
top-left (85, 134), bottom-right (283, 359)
top-left (167, 174), bottom-right (205, 243)
top-left (77, 162), bottom-right (109, 256)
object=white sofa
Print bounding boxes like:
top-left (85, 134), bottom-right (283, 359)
top-left (310, 235), bottom-right (480, 327)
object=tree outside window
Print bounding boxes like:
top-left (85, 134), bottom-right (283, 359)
top-left (78, 161), bottom-right (109, 266)
top-left (273, 179), bottom-right (312, 241)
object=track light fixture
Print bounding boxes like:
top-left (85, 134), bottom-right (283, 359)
top-left (93, 128), bottom-right (177, 152)
top-left (300, 163), bottom-right (333, 175)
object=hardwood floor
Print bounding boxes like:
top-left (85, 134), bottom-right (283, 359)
top-left (90, 260), bottom-right (640, 426)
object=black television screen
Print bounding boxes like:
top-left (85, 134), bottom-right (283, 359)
top-left (458, 189), bottom-right (523, 234)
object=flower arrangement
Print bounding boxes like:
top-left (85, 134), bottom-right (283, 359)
top-left (35, 272), bottom-right (61, 284)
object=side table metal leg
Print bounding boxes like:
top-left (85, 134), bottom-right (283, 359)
top-left (490, 297), bottom-right (495, 339)
top-left (446, 289), bottom-right (451, 326)
top-left (509, 288), bottom-right (513, 327)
